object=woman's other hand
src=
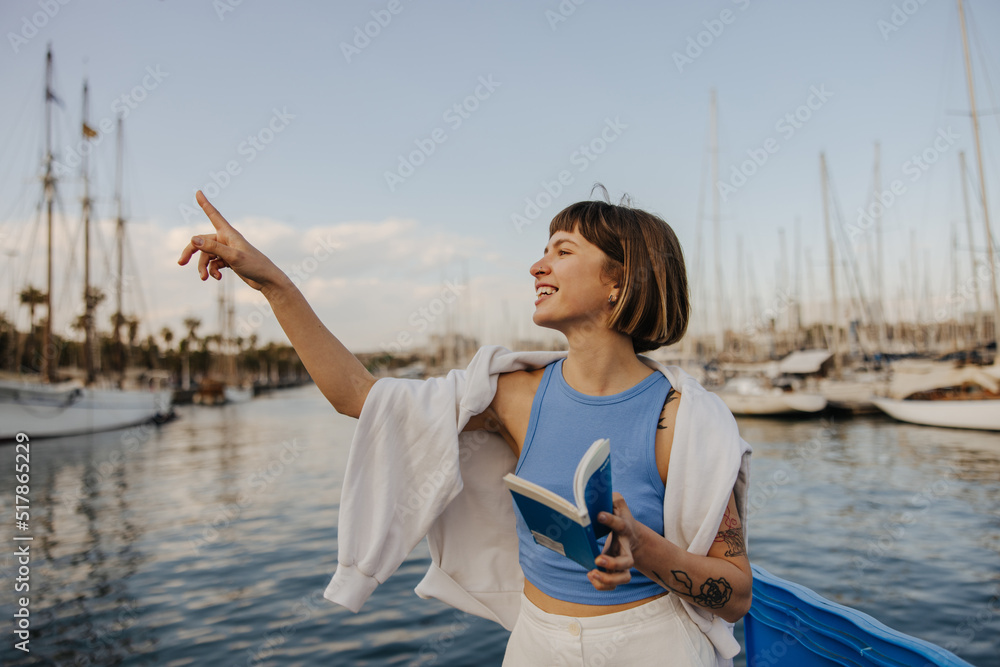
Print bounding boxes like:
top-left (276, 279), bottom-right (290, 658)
top-left (588, 492), bottom-right (641, 591)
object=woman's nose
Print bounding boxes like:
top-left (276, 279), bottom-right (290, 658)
top-left (530, 259), bottom-right (549, 278)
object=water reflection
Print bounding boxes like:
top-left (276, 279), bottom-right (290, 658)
top-left (741, 413), bottom-right (1000, 665)
top-left (1, 392), bottom-right (996, 666)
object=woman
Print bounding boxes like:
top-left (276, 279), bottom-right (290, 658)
top-left (179, 191), bottom-right (752, 665)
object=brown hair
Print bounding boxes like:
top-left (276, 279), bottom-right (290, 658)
top-left (549, 198), bottom-right (689, 352)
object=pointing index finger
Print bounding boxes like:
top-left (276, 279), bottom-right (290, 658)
top-left (196, 190), bottom-right (232, 232)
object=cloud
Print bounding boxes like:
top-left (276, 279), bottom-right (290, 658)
top-left (1, 210), bottom-right (539, 354)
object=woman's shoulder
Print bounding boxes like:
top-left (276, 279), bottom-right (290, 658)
top-left (496, 366), bottom-right (546, 400)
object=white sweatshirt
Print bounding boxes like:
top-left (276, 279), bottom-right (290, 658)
top-left (325, 346), bottom-right (752, 665)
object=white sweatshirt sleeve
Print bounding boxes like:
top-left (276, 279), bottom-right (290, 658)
top-left (324, 368), bottom-right (467, 612)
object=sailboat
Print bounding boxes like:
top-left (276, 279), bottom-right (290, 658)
top-left (872, 358), bottom-right (1000, 430)
top-left (870, 0), bottom-right (1000, 431)
top-left (0, 46), bottom-right (172, 440)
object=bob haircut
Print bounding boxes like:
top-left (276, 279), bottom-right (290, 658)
top-left (549, 200), bottom-right (689, 353)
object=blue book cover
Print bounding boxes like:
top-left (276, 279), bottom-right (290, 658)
top-left (503, 438), bottom-right (613, 571)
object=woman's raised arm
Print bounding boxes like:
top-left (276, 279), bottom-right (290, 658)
top-left (177, 191), bottom-right (375, 418)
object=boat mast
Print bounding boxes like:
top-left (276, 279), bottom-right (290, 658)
top-left (736, 234), bottom-right (744, 352)
top-left (113, 116), bottom-right (125, 388)
top-left (794, 216), bottom-right (803, 345)
top-left (959, 151), bottom-right (983, 346)
top-left (957, 0), bottom-right (1000, 350)
top-left (684, 95), bottom-right (710, 360)
top-left (81, 79), bottom-right (97, 385)
top-left (710, 89), bottom-right (725, 356)
top-left (873, 142), bottom-right (888, 355)
top-left (42, 45), bottom-right (57, 383)
top-left (951, 225), bottom-right (960, 351)
top-left (820, 152), bottom-right (842, 377)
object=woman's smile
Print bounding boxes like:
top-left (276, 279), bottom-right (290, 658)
top-left (534, 283), bottom-right (558, 306)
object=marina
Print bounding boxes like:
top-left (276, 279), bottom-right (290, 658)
top-left (1, 1), bottom-right (999, 664)
top-left (0, 385), bottom-right (997, 666)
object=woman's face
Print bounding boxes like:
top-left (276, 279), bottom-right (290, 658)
top-left (529, 227), bottom-right (616, 332)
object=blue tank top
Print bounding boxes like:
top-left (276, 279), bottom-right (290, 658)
top-left (514, 358), bottom-right (670, 604)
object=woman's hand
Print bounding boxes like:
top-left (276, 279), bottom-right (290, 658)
top-left (177, 191), bottom-right (284, 292)
top-left (588, 492), bottom-right (642, 591)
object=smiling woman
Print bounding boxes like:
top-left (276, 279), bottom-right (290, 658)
top-left (178, 187), bottom-right (751, 666)
top-left (537, 200), bottom-right (690, 352)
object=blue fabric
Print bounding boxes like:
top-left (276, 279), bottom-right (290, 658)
top-left (514, 358), bottom-right (671, 605)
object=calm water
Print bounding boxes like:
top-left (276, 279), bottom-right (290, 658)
top-left (1, 384), bottom-right (997, 666)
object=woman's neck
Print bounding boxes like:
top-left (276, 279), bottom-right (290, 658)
top-left (560, 329), bottom-right (653, 396)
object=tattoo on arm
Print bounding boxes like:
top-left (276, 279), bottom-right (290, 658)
top-left (713, 506), bottom-right (747, 557)
top-left (715, 528), bottom-right (747, 558)
top-left (651, 569), bottom-right (733, 610)
top-left (657, 389), bottom-right (678, 430)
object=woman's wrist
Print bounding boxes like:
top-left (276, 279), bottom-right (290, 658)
top-left (630, 522), bottom-right (657, 571)
top-left (260, 272), bottom-right (296, 302)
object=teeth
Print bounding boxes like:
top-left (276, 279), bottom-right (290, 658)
top-left (536, 286), bottom-right (557, 297)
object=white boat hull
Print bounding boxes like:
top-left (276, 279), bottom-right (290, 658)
top-left (872, 397), bottom-right (1000, 431)
top-left (0, 381), bottom-right (172, 440)
top-left (819, 379), bottom-right (880, 412)
top-left (716, 391), bottom-right (827, 416)
top-left (223, 386), bottom-right (254, 404)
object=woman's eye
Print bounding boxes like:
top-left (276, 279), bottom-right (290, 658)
top-left (558, 249), bottom-right (570, 256)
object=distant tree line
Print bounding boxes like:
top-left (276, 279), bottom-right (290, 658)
top-left (0, 285), bottom-right (306, 387)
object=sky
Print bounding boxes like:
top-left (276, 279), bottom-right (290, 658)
top-left (1, 0), bottom-right (999, 354)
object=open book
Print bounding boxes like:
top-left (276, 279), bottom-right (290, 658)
top-left (503, 438), bottom-right (612, 571)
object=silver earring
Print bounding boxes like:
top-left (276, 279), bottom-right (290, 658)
top-left (608, 294), bottom-right (617, 304)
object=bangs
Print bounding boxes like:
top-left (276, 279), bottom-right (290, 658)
top-left (548, 201), bottom-right (626, 266)
top-left (546, 197), bottom-right (689, 352)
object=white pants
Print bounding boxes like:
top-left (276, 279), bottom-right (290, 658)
top-left (502, 592), bottom-right (718, 666)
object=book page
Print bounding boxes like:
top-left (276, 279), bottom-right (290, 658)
top-left (573, 438), bottom-right (612, 539)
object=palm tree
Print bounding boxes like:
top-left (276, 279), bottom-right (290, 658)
top-left (126, 317), bottom-right (140, 349)
top-left (19, 285), bottom-right (46, 332)
top-left (126, 317), bottom-right (140, 372)
top-left (0, 311), bottom-right (13, 372)
top-left (181, 317), bottom-right (201, 389)
top-left (183, 317), bottom-right (201, 344)
top-left (160, 326), bottom-right (174, 351)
